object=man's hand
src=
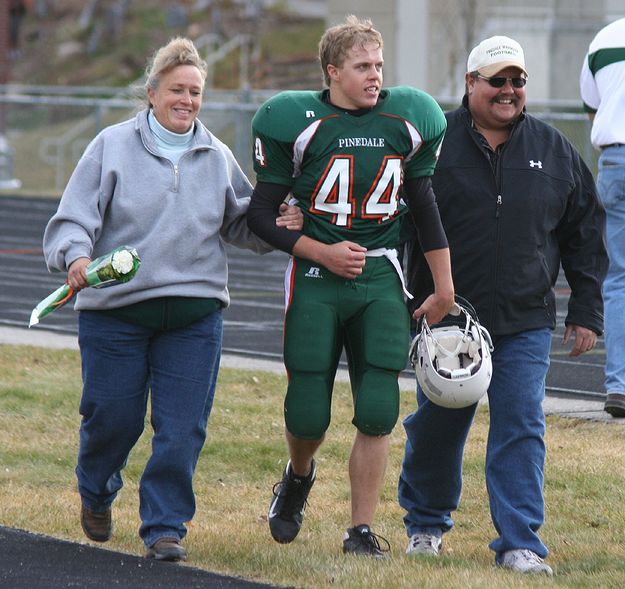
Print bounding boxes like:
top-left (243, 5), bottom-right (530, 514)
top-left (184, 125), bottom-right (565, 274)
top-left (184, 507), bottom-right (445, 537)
top-left (292, 236), bottom-right (366, 279)
top-left (416, 247), bottom-right (455, 326)
top-left (563, 324), bottom-right (597, 357)
top-left (276, 202), bottom-right (303, 231)
top-left (67, 257), bottom-right (91, 291)
top-left (318, 241), bottom-right (367, 279)
top-left (412, 291), bottom-right (456, 326)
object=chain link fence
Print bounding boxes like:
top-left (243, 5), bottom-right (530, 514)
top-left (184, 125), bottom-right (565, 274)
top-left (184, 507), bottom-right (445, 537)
top-left (0, 85), bottom-right (597, 196)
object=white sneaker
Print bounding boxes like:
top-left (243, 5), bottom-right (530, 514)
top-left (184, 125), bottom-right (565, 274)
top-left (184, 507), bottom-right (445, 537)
top-left (497, 549), bottom-right (553, 576)
top-left (406, 532), bottom-right (442, 556)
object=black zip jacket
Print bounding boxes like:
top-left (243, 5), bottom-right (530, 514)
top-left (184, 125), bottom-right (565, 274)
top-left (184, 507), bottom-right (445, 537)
top-left (405, 97), bottom-right (607, 336)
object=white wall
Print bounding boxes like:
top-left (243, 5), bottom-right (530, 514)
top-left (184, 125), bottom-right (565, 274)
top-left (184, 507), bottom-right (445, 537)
top-left (327, 0), bottom-right (400, 86)
top-left (325, 0), bottom-right (625, 100)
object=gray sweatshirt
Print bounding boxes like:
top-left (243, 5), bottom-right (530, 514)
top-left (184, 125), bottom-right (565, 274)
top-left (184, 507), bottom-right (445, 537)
top-left (43, 109), bottom-right (271, 310)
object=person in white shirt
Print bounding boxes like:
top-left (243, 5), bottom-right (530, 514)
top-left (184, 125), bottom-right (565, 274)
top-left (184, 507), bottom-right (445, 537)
top-left (580, 18), bottom-right (625, 417)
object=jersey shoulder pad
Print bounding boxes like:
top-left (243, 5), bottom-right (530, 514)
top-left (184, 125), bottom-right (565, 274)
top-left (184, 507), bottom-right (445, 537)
top-left (382, 86), bottom-right (446, 136)
top-left (252, 90), bottom-right (328, 142)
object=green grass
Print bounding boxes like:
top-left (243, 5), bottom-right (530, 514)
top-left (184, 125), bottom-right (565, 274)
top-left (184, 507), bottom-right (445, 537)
top-left (260, 19), bottom-right (326, 60)
top-left (1, 344), bottom-right (625, 588)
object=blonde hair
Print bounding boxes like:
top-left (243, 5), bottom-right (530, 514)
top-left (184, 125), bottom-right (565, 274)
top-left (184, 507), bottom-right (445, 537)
top-left (143, 37), bottom-right (208, 107)
top-left (318, 15), bottom-right (383, 87)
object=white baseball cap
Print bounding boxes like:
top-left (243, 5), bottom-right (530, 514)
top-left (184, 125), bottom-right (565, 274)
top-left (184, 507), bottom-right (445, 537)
top-left (467, 35), bottom-right (528, 77)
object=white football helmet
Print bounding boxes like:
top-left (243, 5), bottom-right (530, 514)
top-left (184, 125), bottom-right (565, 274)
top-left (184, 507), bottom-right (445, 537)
top-left (409, 298), bottom-right (493, 409)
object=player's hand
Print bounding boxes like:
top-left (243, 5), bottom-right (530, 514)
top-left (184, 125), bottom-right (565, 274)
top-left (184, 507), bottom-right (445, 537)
top-left (320, 241), bottom-right (367, 279)
top-left (276, 202), bottom-right (304, 231)
top-left (412, 291), bottom-right (456, 326)
top-left (67, 257), bottom-right (91, 291)
top-left (563, 324), bottom-right (597, 357)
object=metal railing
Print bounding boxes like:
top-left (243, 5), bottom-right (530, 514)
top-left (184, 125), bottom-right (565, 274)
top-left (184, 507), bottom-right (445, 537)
top-left (0, 85), bottom-right (598, 196)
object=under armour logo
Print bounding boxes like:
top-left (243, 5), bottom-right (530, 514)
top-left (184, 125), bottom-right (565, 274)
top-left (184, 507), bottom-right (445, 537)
top-left (305, 266), bottom-right (322, 278)
top-left (306, 110), bottom-right (316, 118)
top-left (529, 160), bottom-right (543, 169)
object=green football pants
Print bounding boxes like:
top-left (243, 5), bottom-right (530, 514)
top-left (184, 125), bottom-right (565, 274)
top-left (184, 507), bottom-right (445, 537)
top-left (283, 255), bottom-right (410, 438)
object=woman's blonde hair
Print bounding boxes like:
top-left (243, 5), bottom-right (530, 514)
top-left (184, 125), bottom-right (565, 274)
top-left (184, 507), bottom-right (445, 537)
top-left (318, 15), bottom-right (383, 87)
top-left (143, 37), bottom-right (208, 107)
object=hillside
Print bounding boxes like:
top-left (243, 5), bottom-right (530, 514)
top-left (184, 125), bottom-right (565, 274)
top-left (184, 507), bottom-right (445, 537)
top-left (9, 0), bottom-right (325, 90)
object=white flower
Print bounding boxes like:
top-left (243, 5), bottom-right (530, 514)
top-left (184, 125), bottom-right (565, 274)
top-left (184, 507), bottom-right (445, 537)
top-left (30, 245), bottom-right (141, 327)
top-left (111, 249), bottom-right (134, 275)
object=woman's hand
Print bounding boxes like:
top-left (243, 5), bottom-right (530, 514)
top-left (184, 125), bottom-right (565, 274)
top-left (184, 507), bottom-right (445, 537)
top-left (276, 202), bottom-right (304, 231)
top-left (67, 257), bottom-right (91, 291)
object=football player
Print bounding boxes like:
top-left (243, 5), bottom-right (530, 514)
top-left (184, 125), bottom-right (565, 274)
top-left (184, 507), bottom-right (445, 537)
top-left (247, 14), bottom-right (455, 557)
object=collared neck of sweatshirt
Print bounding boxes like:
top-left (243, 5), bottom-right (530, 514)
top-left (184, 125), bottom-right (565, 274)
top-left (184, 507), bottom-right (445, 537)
top-left (147, 109), bottom-right (196, 164)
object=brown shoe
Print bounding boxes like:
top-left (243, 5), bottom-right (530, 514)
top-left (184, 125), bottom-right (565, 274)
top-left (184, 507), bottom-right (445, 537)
top-left (146, 538), bottom-right (188, 562)
top-left (605, 392), bottom-right (625, 418)
top-left (80, 503), bottom-right (112, 542)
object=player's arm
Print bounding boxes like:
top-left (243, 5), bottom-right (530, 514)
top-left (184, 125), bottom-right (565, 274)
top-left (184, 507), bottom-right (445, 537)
top-left (404, 176), bottom-right (455, 324)
top-left (247, 182), bottom-right (366, 278)
top-left (247, 182), bottom-right (302, 253)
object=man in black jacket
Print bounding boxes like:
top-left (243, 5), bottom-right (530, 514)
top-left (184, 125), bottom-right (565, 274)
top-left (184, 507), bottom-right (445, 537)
top-left (398, 35), bottom-right (607, 576)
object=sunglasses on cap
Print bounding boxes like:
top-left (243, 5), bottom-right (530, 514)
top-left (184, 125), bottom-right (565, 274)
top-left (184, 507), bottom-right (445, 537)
top-left (475, 73), bottom-right (527, 88)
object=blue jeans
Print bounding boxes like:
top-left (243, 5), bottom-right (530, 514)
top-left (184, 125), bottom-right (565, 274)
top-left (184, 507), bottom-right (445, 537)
top-left (398, 328), bottom-right (551, 558)
top-left (597, 145), bottom-right (625, 394)
top-left (77, 310), bottom-right (223, 547)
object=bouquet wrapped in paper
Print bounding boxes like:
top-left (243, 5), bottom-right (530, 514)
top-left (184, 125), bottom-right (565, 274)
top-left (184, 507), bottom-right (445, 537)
top-left (29, 246), bottom-right (141, 327)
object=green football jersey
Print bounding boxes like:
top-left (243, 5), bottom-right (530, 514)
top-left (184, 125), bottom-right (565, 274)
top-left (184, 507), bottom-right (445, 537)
top-left (252, 86), bottom-right (446, 249)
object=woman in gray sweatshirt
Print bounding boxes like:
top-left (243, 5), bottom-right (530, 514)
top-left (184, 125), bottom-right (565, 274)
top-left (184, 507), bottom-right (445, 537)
top-left (43, 37), bottom-right (300, 562)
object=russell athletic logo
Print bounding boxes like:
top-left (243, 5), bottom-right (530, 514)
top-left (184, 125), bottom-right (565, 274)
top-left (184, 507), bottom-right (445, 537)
top-left (305, 266), bottom-right (323, 279)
